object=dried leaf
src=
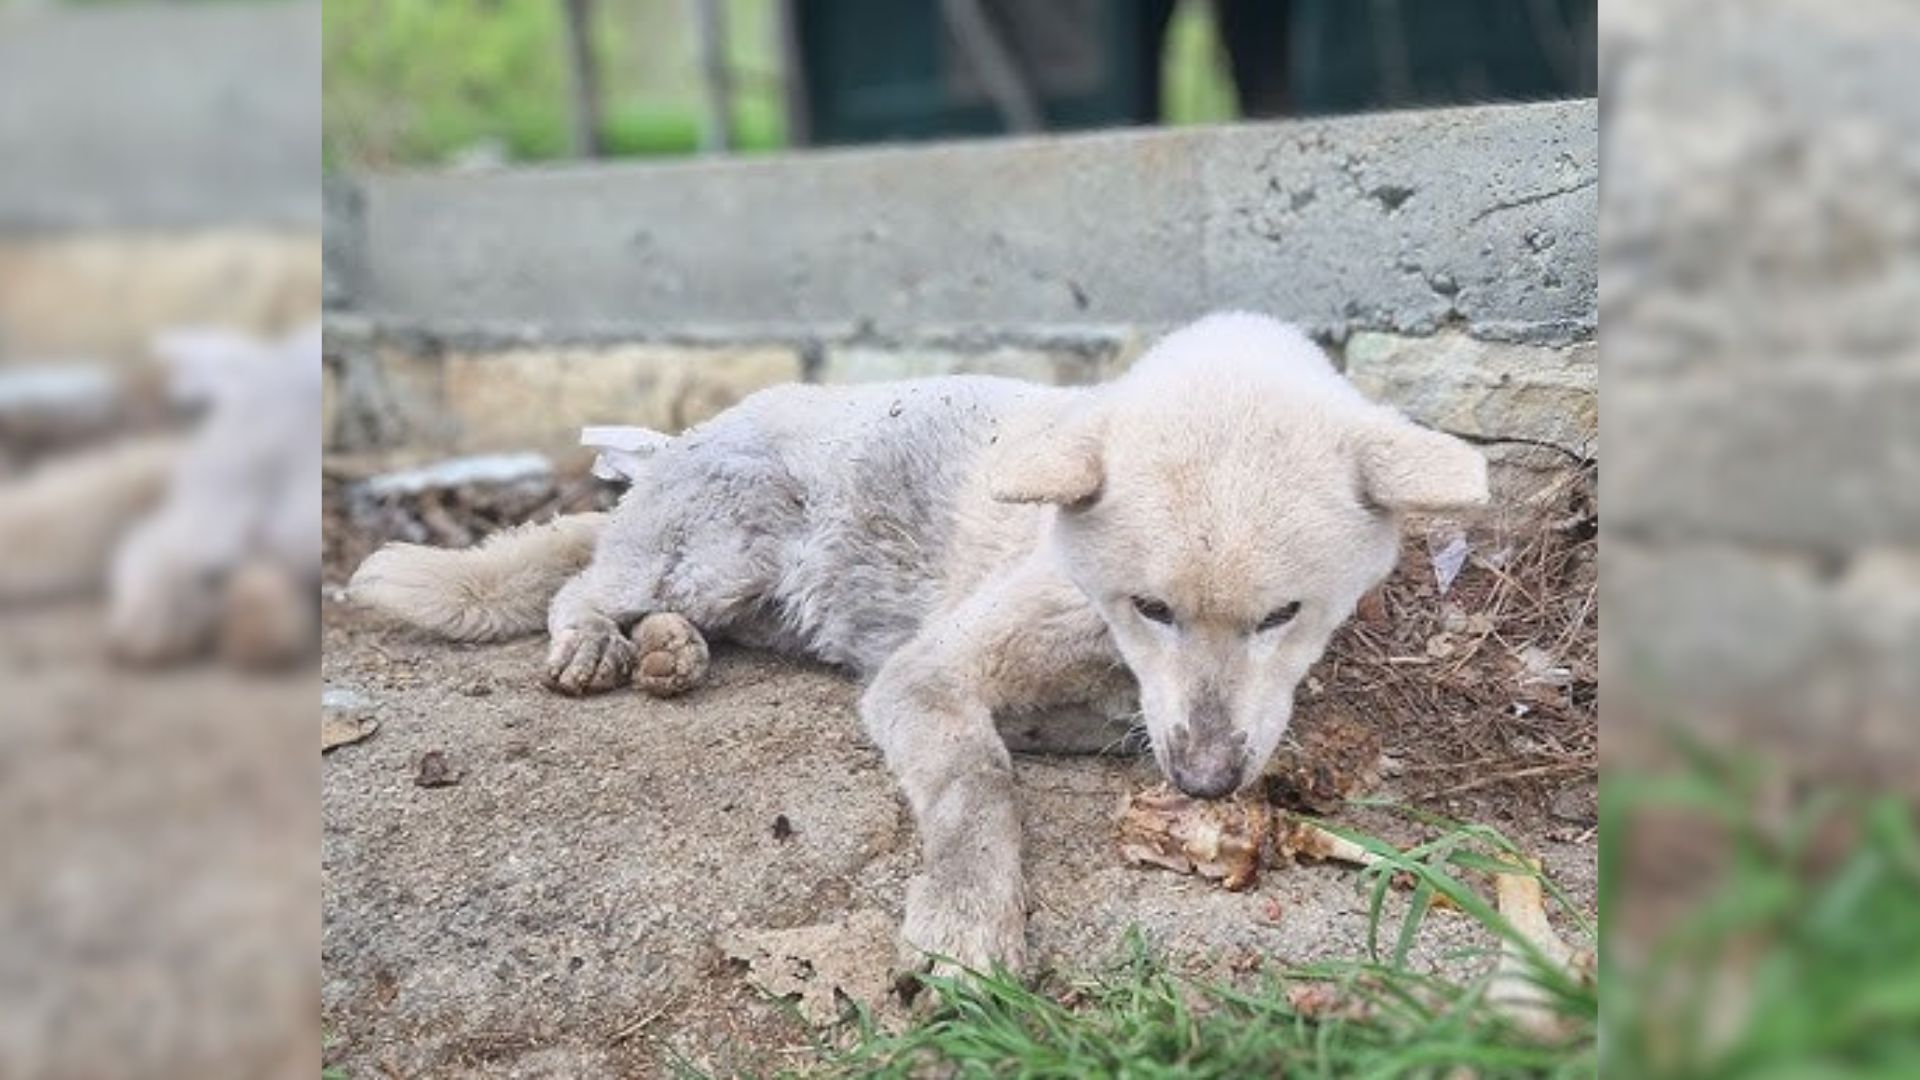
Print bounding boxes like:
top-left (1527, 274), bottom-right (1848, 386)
top-left (323, 715), bottom-right (376, 753)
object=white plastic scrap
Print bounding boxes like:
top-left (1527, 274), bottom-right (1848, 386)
top-left (1427, 523), bottom-right (1471, 595)
top-left (581, 425), bottom-right (670, 483)
top-left (361, 453), bottom-right (552, 498)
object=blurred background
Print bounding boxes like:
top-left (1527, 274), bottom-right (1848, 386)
top-left (1, 1), bottom-right (320, 1077)
top-left (322, 0), bottom-right (1596, 168)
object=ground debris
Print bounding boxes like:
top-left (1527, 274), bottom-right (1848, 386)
top-left (721, 909), bottom-right (899, 1027)
top-left (1260, 704), bottom-right (1383, 813)
top-left (1319, 467), bottom-right (1598, 818)
top-left (415, 750), bottom-right (462, 788)
top-left (324, 451), bottom-right (615, 583)
top-left (323, 714), bottom-right (377, 753)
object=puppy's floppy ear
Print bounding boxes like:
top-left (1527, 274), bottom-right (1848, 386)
top-left (1355, 415), bottom-right (1489, 512)
top-left (987, 397), bottom-right (1106, 506)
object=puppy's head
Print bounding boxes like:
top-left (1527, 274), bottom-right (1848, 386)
top-left (990, 315), bottom-right (1486, 799)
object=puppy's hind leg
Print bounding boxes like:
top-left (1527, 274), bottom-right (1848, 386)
top-left (629, 612), bottom-right (709, 697)
top-left (542, 542), bottom-right (729, 698)
top-left (544, 566), bottom-right (646, 696)
top-left (545, 454), bottom-right (782, 696)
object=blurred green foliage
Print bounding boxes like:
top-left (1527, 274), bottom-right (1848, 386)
top-left (324, 0), bottom-right (785, 169)
top-left (322, 0), bottom-right (1235, 170)
top-left (1163, 0), bottom-right (1238, 127)
top-left (1602, 741), bottom-right (1920, 1077)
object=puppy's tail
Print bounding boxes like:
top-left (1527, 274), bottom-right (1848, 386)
top-left (348, 512), bottom-right (607, 642)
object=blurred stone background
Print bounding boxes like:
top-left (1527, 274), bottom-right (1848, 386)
top-left (0, 4), bottom-right (320, 1078)
top-left (0, 2), bottom-right (320, 373)
top-left (1602, 0), bottom-right (1920, 789)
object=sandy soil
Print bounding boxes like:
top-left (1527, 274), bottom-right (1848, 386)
top-left (321, 595), bottom-right (1596, 1077)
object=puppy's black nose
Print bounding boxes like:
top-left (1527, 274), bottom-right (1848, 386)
top-left (1166, 722), bottom-right (1247, 800)
top-left (1170, 761), bottom-right (1241, 800)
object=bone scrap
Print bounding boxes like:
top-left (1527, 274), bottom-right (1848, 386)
top-left (1116, 785), bottom-right (1377, 891)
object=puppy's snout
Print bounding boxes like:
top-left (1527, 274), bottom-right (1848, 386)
top-left (1166, 723), bottom-right (1248, 801)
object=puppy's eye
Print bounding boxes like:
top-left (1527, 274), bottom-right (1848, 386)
top-left (1131, 596), bottom-right (1175, 625)
top-left (1256, 602), bottom-right (1302, 632)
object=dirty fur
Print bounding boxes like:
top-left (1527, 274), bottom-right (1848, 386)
top-left (349, 312), bottom-right (1488, 973)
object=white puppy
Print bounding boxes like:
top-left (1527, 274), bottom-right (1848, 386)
top-left (352, 312), bottom-right (1486, 972)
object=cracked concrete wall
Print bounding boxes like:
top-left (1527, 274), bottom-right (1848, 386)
top-left (325, 100), bottom-right (1597, 469)
top-left (337, 100), bottom-right (1593, 345)
top-left (1603, 0), bottom-right (1920, 788)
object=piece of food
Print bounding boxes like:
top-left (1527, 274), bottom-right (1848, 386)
top-left (1116, 787), bottom-right (1268, 890)
top-left (1272, 816), bottom-right (1380, 867)
top-left (1116, 786), bottom-right (1376, 891)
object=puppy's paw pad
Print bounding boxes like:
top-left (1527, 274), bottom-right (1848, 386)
top-left (630, 612), bottom-right (709, 697)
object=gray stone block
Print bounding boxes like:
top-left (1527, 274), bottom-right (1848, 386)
top-left (1344, 331), bottom-right (1596, 455)
top-left (820, 344), bottom-right (1111, 385)
top-left (354, 101), bottom-right (1595, 344)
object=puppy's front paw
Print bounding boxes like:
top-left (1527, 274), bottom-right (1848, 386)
top-left (543, 621), bottom-right (634, 695)
top-left (630, 612), bottom-right (709, 697)
top-left (900, 872), bottom-right (1027, 980)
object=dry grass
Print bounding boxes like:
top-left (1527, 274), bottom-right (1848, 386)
top-left (1317, 466), bottom-right (1600, 818)
top-left (320, 454), bottom-right (615, 585)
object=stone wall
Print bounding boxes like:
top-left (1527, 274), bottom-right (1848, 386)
top-left (324, 98), bottom-right (1598, 506)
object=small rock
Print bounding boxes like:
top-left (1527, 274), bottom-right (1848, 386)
top-left (322, 687), bottom-right (375, 713)
top-left (415, 751), bottom-right (463, 788)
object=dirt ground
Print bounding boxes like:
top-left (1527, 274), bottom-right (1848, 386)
top-left (321, 463), bottom-right (1598, 1078)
